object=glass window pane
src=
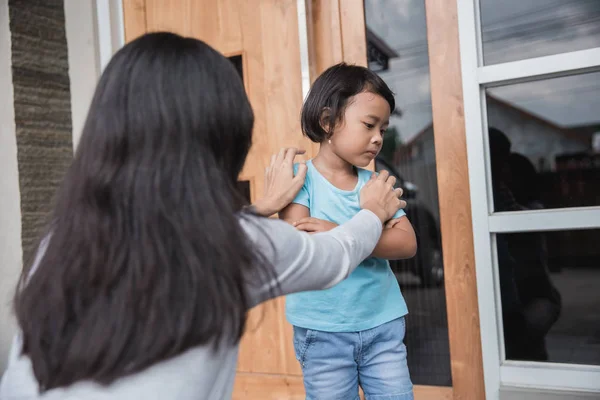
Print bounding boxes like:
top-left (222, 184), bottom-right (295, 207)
top-left (496, 229), bottom-right (600, 365)
top-left (365, 0), bottom-right (452, 387)
top-left (480, 0), bottom-right (600, 65)
top-left (486, 72), bottom-right (600, 212)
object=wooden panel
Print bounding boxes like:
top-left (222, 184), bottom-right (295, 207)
top-left (232, 373), bottom-right (305, 400)
top-left (339, 0), bottom-right (367, 67)
top-left (236, 0), bottom-right (306, 376)
top-left (425, 0), bottom-right (486, 399)
top-left (306, 0), bottom-right (367, 76)
top-left (307, 0), bottom-right (343, 75)
top-left (142, 0), bottom-right (243, 54)
top-left (134, 0), bottom-right (312, 376)
top-left (414, 385), bottom-right (453, 400)
top-left (137, 0), bottom-right (312, 375)
top-left (306, 0), bottom-right (369, 160)
top-left (122, 0), bottom-right (147, 42)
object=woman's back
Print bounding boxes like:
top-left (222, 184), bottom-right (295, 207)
top-left (2, 211), bottom-right (385, 399)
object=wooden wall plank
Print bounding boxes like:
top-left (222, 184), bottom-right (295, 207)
top-left (126, 0), bottom-right (309, 378)
top-left (414, 385), bottom-right (453, 400)
top-left (424, 0), bottom-right (486, 399)
top-left (237, 0), bottom-right (306, 375)
top-left (307, 0), bottom-right (367, 74)
top-left (232, 373), bottom-right (305, 400)
top-left (122, 0), bottom-right (147, 42)
top-left (339, 0), bottom-right (368, 67)
top-left (307, 0), bottom-right (343, 75)
top-left (305, 0), bottom-right (369, 159)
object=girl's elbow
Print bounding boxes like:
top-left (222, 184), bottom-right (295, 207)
top-left (401, 236), bottom-right (417, 259)
top-left (406, 241), bottom-right (418, 258)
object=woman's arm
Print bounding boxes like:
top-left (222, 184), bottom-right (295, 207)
top-left (293, 216), bottom-right (417, 260)
top-left (243, 209), bottom-right (383, 306)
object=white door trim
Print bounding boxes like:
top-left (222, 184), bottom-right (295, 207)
top-left (64, 0), bottom-right (125, 150)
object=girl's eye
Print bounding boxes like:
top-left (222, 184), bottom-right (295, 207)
top-left (363, 122), bottom-right (374, 129)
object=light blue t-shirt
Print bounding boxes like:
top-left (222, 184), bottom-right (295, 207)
top-left (285, 160), bottom-right (409, 332)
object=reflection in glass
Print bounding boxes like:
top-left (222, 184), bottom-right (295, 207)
top-left (480, 0), bottom-right (600, 65)
top-left (365, 0), bottom-right (451, 387)
top-left (497, 229), bottom-right (600, 365)
top-left (487, 72), bottom-right (600, 212)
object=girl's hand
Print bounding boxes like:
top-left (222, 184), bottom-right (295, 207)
top-left (293, 217), bottom-right (338, 234)
top-left (385, 217), bottom-right (404, 229)
top-left (253, 148), bottom-right (307, 217)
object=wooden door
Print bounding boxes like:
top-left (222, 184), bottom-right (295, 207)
top-left (122, 0), bottom-right (311, 397)
top-left (122, 1), bottom-right (484, 399)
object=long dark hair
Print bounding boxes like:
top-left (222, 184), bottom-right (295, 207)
top-left (14, 32), bottom-right (271, 391)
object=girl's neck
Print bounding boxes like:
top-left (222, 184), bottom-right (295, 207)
top-left (313, 144), bottom-right (355, 176)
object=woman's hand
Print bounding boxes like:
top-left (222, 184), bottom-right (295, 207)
top-left (359, 170), bottom-right (406, 224)
top-left (252, 148), bottom-right (308, 217)
top-left (293, 217), bottom-right (338, 234)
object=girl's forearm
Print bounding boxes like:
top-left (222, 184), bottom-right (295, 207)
top-left (371, 228), bottom-right (417, 259)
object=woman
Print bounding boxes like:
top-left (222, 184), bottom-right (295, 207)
top-left (0, 32), bottom-right (404, 399)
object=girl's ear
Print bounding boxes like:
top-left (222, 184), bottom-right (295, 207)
top-left (319, 107), bottom-right (333, 138)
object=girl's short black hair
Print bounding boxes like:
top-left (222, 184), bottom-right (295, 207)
top-left (301, 63), bottom-right (395, 143)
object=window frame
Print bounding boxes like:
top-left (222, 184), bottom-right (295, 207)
top-left (456, 0), bottom-right (600, 395)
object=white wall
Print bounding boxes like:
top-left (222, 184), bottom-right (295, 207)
top-left (64, 0), bottom-right (102, 150)
top-left (0, 0), bottom-right (23, 373)
top-left (0, 0), bottom-right (117, 373)
top-left (64, 0), bottom-right (124, 149)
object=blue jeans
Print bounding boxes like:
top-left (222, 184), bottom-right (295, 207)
top-left (293, 317), bottom-right (414, 400)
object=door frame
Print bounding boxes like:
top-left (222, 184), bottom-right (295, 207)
top-left (307, 0), bottom-right (484, 399)
top-left (117, 0), bottom-right (485, 398)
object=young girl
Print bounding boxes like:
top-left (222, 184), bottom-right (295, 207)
top-left (281, 63), bottom-right (417, 400)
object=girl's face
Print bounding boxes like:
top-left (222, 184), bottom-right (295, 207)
top-left (328, 91), bottom-right (391, 168)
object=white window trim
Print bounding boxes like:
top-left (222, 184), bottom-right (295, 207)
top-left (457, 1), bottom-right (502, 399)
top-left (458, 0), bottom-right (600, 397)
top-left (501, 362), bottom-right (600, 393)
top-left (296, 0), bottom-right (311, 100)
top-left (489, 208), bottom-right (600, 233)
top-left (95, 0), bottom-right (125, 74)
top-left (478, 47), bottom-right (600, 86)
